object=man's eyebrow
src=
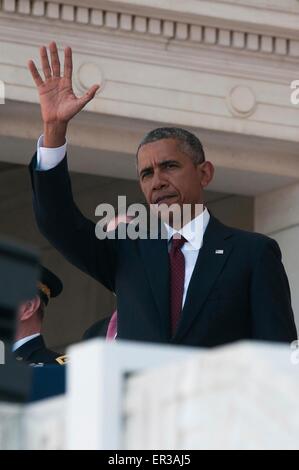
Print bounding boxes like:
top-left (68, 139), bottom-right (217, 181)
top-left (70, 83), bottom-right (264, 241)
top-left (159, 159), bottom-right (180, 167)
top-left (139, 159), bottom-right (180, 177)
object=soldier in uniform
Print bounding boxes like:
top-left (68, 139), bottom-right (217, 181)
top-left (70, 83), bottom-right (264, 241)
top-left (13, 266), bottom-right (67, 365)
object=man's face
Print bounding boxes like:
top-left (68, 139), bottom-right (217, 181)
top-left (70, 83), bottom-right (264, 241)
top-left (137, 138), bottom-right (213, 210)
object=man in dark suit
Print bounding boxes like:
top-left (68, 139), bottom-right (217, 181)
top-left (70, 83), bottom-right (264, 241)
top-left (27, 42), bottom-right (297, 347)
top-left (13, 266), bottom-right (67, 365)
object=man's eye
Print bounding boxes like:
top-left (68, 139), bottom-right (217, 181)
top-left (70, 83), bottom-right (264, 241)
top-left (166, 163), bottom-right (176, 168)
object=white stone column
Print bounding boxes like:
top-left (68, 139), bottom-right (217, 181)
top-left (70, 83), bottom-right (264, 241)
top-left (255, 182), bottom-right (299, 328)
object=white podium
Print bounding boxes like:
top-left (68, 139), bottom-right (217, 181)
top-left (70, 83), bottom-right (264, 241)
top-left (0, 340), bottom-right (298, 450)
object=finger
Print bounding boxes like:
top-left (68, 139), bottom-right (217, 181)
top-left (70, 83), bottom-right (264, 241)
top-left (49, 42), bottom-right (61, 77)
top-left (40, 46), bottom-right (52, 80)
top-left (77, 84), bottom-right (100, 108)
top-left (28, 60), bottom-right (44, 87)
top-left (63, 47), bottom-right (73, 79)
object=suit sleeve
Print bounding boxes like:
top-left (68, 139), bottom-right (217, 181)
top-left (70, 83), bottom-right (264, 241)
top-left (29, 153), bottom-right (117, 292)
top-left (251, 238), bottom-right (297, 343)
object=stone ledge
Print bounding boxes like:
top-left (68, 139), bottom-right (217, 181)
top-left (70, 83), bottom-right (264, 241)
top-left (124, 341), bottom-right (299, 450)
top-left (1, 0), bottom-right (299, 60)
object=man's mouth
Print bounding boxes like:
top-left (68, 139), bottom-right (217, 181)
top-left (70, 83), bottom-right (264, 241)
top-left (153, 194), bottom-right (177, 205)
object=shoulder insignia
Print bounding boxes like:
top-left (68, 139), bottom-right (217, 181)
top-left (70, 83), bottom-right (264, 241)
top-left (55, 355), bottom-right (69, 365)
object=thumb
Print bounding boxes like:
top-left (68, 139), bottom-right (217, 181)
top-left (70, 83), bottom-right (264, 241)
top-left (78, 84), bottom-right (100, 109)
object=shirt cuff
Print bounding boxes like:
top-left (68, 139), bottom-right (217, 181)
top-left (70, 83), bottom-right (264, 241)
top-left (36, 134), bottom-right (67, 171)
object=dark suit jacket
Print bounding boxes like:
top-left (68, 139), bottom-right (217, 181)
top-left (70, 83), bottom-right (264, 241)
top-left (14, 335), bottom-right (62, 365)
top-left (82, 317), bottom-right (111, 340)
top-left (29, 154), bottom-right (297, 347)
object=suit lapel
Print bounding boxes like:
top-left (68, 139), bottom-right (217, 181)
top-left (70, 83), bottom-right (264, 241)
top-left (139, 232), bottom-right (171, 339)
top-left (173, 216), bottom-right (234, 342)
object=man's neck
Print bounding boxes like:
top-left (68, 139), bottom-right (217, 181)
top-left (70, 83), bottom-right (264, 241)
top-left (15, 327), bottom-right (41, 342)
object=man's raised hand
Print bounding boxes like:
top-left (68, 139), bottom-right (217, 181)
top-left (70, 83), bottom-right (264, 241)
top-left (28, 42), bottom-right (100, 146)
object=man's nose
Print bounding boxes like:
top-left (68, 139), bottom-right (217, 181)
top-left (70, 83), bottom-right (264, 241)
top-left (152, 171), bottom-right (167, 191)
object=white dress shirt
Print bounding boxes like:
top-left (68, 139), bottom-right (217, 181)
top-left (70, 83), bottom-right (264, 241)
top-left (13, 333), bottom-right (41, 352)
top-left (36, 134), bottom-right (67, 170)
top-left (37, 136), bottom-right (211, 309)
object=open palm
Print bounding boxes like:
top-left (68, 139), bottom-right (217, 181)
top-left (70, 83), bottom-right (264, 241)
top-left (28, 42), bottom-right (100, 124)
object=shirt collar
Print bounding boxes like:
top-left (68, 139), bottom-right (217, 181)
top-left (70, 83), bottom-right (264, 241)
top-left (13, 333), bottom-right (41, 352)
top-left (164, 207), bottom-right (210, 250)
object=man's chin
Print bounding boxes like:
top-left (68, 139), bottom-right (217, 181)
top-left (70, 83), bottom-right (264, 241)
top-left (149, 201), bottom-right (203, 228)
top-left (150, 202), bottom-right (184, 226)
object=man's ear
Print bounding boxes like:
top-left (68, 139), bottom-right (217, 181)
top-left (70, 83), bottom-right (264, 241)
top-left (19, 296), bottom-right (41, 321)
top-left (199, 161), bottom-right (214, 188)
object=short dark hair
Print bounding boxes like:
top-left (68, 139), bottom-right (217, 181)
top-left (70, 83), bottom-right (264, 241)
top-left (136, 127), bottom-right (205, 165)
